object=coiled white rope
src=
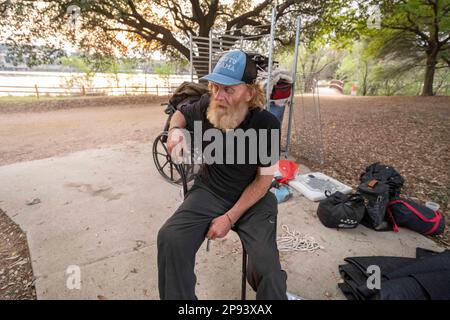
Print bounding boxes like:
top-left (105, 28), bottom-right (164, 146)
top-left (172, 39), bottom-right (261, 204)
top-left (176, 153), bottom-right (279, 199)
top-left (277, 224), bottom-right (323, 252)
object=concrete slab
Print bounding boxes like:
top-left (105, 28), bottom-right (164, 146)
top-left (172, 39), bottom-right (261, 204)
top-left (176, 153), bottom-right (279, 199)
top-left (0, 142), bottom-right (178, 299)
top-left (0, 141), bottom-right (444, 300)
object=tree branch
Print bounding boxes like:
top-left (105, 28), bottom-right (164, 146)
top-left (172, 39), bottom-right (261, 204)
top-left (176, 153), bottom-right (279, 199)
top-left (439, 35), bottom-right (450, 46)
top-left (276, 0), bottom-right (297, 18)
top-left (189, 0), bottom-right (204, 21)
top-left (226, 0), bottom-right (271, 31)
top-left (382, 23), bottom-right (430, 46)
top-left (163, 0), bottom-right (194, 36)
top-left (87, 1), bottom-right (190, 59)
top-left (125, 1), bottom-right (190, 58)
top-left (405, 10), bottom-right (431, 44)
top-left (430, 0), bottom-right (439, 47)
top-left (443, 5), bottom-right (450, 15)
top-left (441, 56), bottom-right (450, 68)
top-left (274, 36), bottom-right (293, 46)
top-left (441, 43), bottom-right (450, 50)
top-left (204, 0), bottom-right (219, 31)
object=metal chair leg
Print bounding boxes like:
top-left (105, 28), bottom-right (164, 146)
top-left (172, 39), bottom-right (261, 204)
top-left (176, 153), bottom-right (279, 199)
top-left (241, 245), bottom-right (247, 300)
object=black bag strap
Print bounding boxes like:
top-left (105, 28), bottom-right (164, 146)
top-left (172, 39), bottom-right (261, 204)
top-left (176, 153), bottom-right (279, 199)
top-left (346, 193), bottom-right (364, 202)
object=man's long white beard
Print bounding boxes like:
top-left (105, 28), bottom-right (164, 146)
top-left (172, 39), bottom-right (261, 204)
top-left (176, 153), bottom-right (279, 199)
top-left (207, 100), bottom-right (249, 130)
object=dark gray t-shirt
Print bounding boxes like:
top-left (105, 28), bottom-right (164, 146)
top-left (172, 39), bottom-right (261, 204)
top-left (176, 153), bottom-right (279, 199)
top-left (179, 93), bottom-right (280, 203)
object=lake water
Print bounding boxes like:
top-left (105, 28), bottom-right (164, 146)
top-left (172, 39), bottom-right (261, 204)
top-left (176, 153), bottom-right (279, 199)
top-left (0, 71), bottom-right (195, 96)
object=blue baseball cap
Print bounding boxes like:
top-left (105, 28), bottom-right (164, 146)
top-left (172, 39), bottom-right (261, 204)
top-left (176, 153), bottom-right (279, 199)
top-left (200, 50), bottom-right (257, 86)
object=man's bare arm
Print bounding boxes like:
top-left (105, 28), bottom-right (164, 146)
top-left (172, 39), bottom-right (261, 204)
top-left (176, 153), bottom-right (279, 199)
top-left (170, 110), bottom-right (187, 129)
top-left (167, 110), bottom-right (187, 153)
top-left (226, 167), bottom-right (274, 224)
top-left (206, 166), bottom-right (275, 239)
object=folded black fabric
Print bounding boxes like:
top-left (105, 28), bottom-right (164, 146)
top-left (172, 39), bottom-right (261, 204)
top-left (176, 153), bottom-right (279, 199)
top-left (338, 264), bottom-right (369, 300)
top-left (338, 281), bottom-right (357, 300)
top-left (416, 247), bottom-right (440, 258)
top-left (377, 277), bottom-right (429, 300)
top-left (386, 250), bottom-right (450, 279)
top-left (338, 248), bottom-right (450, 300)
top-left (411, 271), bottom-right (450, 300)
top-left (343, 256), bottom-right (416, 277)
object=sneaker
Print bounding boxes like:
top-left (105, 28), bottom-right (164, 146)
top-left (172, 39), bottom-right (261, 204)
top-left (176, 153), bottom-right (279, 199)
top-left (287, 291), bottom-right (304, 300)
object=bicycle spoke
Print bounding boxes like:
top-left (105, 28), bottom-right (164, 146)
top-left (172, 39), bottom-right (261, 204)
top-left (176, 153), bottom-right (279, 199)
top-left (169, 163), bottom-right (174, 180)
top-left (157, 145), bottom-right (167, 155)
top-left (161, 160), bottom-right (170, 170)
top-left (161, 142), bottom-right (169, 154)
top-left (156, 152), bottom-right (167, 157)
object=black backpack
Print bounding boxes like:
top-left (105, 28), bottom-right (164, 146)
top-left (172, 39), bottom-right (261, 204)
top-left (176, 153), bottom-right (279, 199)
top-left (168, 81), bottom-right (209, 109)
top-left (317, 191), bottom-right (366, 229)
top-left (387, 199), bottom-right (445, 236)
top-left (357, 179), bottom-right (391, 231)
top-left (360, 162), bottom-right (404, 197)
top-left (358, 163), bottom-right (405, 231)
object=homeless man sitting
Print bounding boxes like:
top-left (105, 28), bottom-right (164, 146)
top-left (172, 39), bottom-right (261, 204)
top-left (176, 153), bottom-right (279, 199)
top-left (157, 50), bottom-right (287, 300)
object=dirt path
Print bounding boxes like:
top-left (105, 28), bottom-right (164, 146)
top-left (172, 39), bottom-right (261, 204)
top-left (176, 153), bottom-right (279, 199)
top-left (0, 104), bottom-right (168, 166)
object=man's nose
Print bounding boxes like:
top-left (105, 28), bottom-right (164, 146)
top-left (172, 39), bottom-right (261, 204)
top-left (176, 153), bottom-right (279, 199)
top-left (214, 89), bottom-right (226, 101)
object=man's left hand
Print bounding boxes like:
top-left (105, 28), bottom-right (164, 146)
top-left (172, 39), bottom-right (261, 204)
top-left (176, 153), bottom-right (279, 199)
top-left (206, 215), bottom-right (232, 240)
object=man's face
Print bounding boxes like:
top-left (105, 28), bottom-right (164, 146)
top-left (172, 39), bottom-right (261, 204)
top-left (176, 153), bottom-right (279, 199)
top-left (207, 83), bottom-right (253, 130)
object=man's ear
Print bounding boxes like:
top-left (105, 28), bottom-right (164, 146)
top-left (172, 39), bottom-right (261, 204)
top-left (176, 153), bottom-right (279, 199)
top-left (245, 86), bottom-right (255, 102)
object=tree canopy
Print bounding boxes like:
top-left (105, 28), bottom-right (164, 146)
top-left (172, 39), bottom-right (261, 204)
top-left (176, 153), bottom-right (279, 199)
top-left (1, 0), bottom-right (448, 95)
top-left (357, 0), bottom-right (450, 95)
top-left (1, 0), bottom-right (341, 77)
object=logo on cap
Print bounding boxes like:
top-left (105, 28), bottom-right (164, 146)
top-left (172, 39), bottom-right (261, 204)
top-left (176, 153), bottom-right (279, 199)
top-left (200, 50), bottom-right (255, 86)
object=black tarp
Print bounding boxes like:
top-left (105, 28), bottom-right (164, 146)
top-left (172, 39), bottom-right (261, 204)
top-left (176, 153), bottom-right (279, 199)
top-left (338, 248), bottom-right (450, 300)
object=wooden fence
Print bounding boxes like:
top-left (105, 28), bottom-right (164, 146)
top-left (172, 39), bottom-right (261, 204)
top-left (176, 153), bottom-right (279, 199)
top-left (0, 84), bottom-right (178, 99)
top-left (0, 80), bottom-right (341, 99)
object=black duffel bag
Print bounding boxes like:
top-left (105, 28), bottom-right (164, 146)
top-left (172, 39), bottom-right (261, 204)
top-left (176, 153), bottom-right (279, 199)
top-left (387, 199), bottom-right (445, 236)
top-left (317, 191), bottom-right (366, 229)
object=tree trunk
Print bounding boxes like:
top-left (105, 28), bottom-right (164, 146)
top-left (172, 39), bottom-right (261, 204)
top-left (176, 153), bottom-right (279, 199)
top-left (422, 49), bottom-right (438, 96)
top-left (361, 60), bottom-right (368, 96)
top-left (303, 74), bottom-right (315, 93)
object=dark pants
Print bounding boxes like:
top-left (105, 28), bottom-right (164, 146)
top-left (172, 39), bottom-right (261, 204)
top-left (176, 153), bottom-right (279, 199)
top-left (157, 181), bottom-right (288, 300)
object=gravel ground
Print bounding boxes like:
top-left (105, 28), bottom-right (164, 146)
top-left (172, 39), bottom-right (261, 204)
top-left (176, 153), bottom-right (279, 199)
top-left (0, 208), bottom-right (36, 299)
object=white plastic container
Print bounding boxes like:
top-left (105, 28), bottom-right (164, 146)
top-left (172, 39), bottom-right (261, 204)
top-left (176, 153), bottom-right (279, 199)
top-left (288, 172), bottom-right (353, 201)
top-left (425, 201), bottom-right (440, 211)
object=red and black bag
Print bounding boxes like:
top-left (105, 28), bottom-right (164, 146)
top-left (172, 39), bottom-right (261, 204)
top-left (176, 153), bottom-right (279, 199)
top-left (270, 82), bottom-right (292, 100)
top-left (387, 199), bottom-right (445, 236)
